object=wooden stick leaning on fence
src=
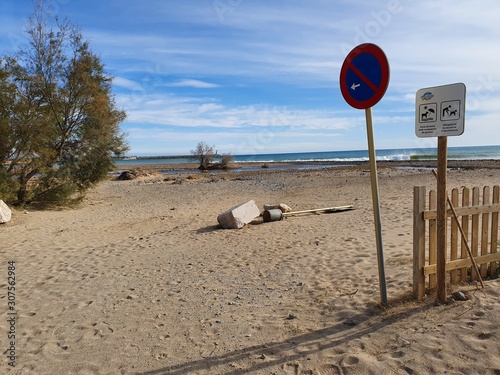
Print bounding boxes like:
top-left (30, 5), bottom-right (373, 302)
top-left (432, 170), bottom-right (485, 289)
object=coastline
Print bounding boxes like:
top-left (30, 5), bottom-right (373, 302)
top-left (2, 160), bottom-right (499, 374)
top-left (114, 158), bottom-right (500, 175)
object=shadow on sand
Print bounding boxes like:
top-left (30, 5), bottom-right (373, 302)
top-left (137, 298), bottom-right (430, 375)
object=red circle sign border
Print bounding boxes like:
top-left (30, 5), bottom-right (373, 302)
top-left (339, 43), bottom-right (390, 110)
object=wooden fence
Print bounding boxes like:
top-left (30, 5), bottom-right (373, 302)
top-left (413, 185), bottom-right (500, 300)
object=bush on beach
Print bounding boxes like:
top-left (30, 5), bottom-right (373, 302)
top-left (191, 142), bottom-right (233, 170)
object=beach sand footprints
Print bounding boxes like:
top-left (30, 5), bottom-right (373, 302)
top-left (50, 316), bottom-right (114, 347)
top-left (51, 320), bottom-right (84, 342)
top-left (19, 311), bottom-right (37, 318)
top-left (70, 362), bottom-right (102, 375)
top-left (91, 321), bottom-right (115, 338)
top-left (283, 361), bottom-right (344, 375)
top-left (21, 316), bottom-right (119, 372)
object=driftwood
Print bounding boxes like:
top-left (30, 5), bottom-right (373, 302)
top-left (263, 205), bottom-right (354, 222)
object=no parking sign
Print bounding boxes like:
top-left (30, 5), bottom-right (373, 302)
top-left (340, 43), bottom-right (390, 110)
top-left (339, 43), bottom-right (390, 304)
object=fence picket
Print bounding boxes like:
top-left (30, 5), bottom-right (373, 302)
top-left (460, 187), bottom-right (470, 282)
top-left (428, 190), bottom-right (437, 289)
top-left (450, 188), bottom-right (459, 284)
top-left (471, 187), bottom-right (480, 281)
top-left (413, 186), bottom-right (426, 300)
top-left (480, 187), bottom-right (490, 278)
top-left (491, 186), bottom-right (499, 275)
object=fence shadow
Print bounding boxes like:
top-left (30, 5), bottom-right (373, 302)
top-left (137, 300), bottom-right (430, 375)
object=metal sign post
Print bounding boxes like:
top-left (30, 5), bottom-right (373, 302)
top-left (365, 107), bottom-right (388, 304)
top-left (340, 43), bottom-right (390, 304)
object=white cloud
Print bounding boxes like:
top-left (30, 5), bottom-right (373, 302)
top-left (166, 79), bottom-right (219, 88)
top-left (113, 77), bottom-right (145, 91)
top-left (117, 91), bottom-right (360, 131)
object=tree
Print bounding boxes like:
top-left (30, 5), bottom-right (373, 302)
top-left (191, 141), bottom-right (215, 170)
top-left (0, 0), bottom-right (128, 205)
top-left (190, 142), bottom-right (233, 170)
top-left (219, 153), bottom-right (234, 169)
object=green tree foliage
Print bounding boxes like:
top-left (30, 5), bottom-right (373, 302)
top-left (0, 1), bottom-right (128, 205)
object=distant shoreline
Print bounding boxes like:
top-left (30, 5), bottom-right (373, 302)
top-left (115, 155), bottom-right (196, 160)
top-left (113, 159), bottom-right (500, 175)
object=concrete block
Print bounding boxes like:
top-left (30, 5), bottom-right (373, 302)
top-left (217, 200), bottom-right (260, 229)
top-left (0, 200), bottom-right (12, 224)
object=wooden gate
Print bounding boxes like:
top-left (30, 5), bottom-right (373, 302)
top-left (413, 185), bottom-right (500, 300)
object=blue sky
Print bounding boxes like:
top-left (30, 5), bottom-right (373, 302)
top-left (1, 0), bottom-right (499, 156)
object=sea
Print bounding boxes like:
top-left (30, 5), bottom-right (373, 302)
top-left (115, 145), bottom-right (500, 170)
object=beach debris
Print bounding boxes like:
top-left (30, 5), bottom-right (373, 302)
top-left (263, 203), bottom-right (292, 213)
top-left (343, 319), bottom-right (358, 326)
top-left (452, 291), bottom-right (468, 301)
top-left (0, 200), bottom-right (12, 224)
top-left (217, 200), bottom-right (261, 229)
top-left (339, 288), bottom-right (359, 298)
top-left (116, 170), bottom-right (138, 180)
top-left (116, 169), bottom-right (160, 181)
top-left (396, 337), bottom-right (411, 348)
top-left (263, 205), bottom-right (354, 222)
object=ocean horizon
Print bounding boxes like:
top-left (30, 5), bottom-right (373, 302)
top-left (115, 145), bottom-right (500, 167)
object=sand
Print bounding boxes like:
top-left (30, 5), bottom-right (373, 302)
top-left (1, 162), bottom-right (499, 374)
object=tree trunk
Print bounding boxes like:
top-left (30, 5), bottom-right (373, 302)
top-left (16, 169), bottom-right (38, 205)
top-left (16, 177), bottom-right (28, 205)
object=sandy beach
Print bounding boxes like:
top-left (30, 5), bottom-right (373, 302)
top-left (1, 161), bottom-right (500, 374)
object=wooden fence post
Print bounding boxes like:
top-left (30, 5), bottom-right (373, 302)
top-left (491, 186), bottom-right (499, 275)
top-left (480, 186), bottom-right (491, 278)
top-left (413, 186), bottom-right (426, 300)
top-left (471, 187), bottom-right (480, 280)
top-left (450, 188), bottom-right (459, 284)
top-left (460, 187), bottom-right (470, 281)
top-left (429, 190), bottom-right (437, 289)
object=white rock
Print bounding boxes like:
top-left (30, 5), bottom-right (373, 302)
top-left (0, 200), bottom-right (12, 224)
top-left (217, 200), bottom-right (260, 229)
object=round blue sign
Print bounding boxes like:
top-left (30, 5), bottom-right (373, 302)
top-left (340, 43), bottom-right (390, 109)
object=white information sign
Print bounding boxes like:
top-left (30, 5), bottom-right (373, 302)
top-left (415, 83), bottom-right (466, 137)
